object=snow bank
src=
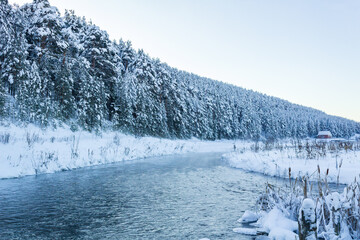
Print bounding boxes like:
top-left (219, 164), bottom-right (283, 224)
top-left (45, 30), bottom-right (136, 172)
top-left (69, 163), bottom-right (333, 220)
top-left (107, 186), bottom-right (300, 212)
top-left (233, 169), bottom-right (360, 239)
top-left (259, 208), bottom-right (298, 233)
top-left (234, 208), bottom-right (298, 239)
top-left (233, 227), bottom-right (259, 236)
top-left (238, 210), bottom-right (262, 224)
top-left (0, 123), bottom-right (249, 179)
top-left (223, 146), bottom-right (360, 184)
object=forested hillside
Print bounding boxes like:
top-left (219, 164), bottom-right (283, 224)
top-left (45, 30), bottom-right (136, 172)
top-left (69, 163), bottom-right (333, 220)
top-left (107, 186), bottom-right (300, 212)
top-left (1, 0), bottom-right (359, 140)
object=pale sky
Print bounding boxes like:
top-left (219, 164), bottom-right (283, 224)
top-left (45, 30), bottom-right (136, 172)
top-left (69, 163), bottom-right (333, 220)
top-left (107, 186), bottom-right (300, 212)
top-left (9, 0), bottom-right (360, 122)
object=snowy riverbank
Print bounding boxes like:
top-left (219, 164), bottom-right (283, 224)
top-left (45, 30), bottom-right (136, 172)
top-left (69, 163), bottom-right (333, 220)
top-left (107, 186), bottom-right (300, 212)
top-left (232, 166), bottom-right (360, 239)
top-left (0, 123), bottom-right (250, 179)
top-left (223, 140), bottom-right (360, 185)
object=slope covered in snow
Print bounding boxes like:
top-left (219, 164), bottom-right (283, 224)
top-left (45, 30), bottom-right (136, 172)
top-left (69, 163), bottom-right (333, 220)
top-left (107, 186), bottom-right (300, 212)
top-left (0, 123), bottom-right (250, 179)
top-left (223, 140), bottom-right (360, 184)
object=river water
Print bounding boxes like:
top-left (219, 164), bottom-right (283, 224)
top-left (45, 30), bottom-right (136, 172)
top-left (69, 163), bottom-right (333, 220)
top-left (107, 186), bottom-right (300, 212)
top-left (0, 152), bottom-right (285, 239)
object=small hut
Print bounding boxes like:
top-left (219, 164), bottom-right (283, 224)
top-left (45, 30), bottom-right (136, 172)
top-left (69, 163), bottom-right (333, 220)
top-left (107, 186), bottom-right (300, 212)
top-left (317, 131), bottom-right (332, 139)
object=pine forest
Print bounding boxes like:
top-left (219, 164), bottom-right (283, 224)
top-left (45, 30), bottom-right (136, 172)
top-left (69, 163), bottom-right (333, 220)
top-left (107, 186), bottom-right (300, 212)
top-left (1, 0), bottom-right (359, 140)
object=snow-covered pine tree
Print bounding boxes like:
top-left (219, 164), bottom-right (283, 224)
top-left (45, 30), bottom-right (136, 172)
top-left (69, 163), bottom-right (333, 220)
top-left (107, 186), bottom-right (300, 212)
top-left (0, 3), bottom-right (30, 99)
top-left (21, 0), bottom-right (72, 124)
top-left (17, 62), bottom-right (52, 125)
top-left (0, 0), bottom-right (12, 77)
top-left (118, 39), bottom-right (135, 75)
top-left (63, 11), bottom-right (105, 131)
top-left (114, 39), bottom-right (135, 130)
top-left (165, 69), bottom-right (191, 139)
top-left (130, 49), bottom-right (157, 136)
top-left (0, 0), bottom-right (11, 116)
top-left (152, 59), bottom-right (171, 137)
top-left (115, 71), bottom-right (137, 134)
top-left (82, 23), bottom-right (119, 122)
top-left (76, 60), bottom-right (105, 132)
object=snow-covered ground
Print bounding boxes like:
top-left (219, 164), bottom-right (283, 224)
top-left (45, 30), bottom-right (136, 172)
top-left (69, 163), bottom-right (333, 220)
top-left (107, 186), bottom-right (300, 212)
top-left (0, 123), bottom-right (250, 179)
top-left (223, 142), bottom-right (360, 185)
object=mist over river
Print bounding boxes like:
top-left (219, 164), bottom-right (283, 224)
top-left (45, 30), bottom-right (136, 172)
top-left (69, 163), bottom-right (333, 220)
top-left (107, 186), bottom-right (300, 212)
top-left (0, 152), bottom-right (285, 239)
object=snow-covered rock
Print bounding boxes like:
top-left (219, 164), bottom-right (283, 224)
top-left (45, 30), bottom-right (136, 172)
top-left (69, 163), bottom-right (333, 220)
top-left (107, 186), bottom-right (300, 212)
top-left (258, 208), bottom-right (298, 234)
top-left (268, 228), bottom-right (298, 240)
top-left (233, 227), bottom-right (259, 236)
top-left (238, 210), bottom-right (262, 223)
top-left (234, 208), bottom-right (298, 239)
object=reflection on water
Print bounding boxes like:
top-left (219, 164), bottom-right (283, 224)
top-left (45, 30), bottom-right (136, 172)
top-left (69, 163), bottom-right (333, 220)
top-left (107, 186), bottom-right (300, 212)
top-left (0, 153), bottom-right (285, 239)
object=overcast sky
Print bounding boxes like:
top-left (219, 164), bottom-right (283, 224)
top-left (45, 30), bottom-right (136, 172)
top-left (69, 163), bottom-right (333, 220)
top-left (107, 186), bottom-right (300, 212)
top-left (9, 0), bottom-right (360, 122)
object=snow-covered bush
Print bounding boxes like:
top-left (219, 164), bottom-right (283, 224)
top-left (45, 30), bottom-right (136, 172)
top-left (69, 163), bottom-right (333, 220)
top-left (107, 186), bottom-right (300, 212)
top-left (236, 169), bottom-right (360, 239)
top-left (298, 198), bottom-right (317, 240)
top-left (257, 182), bottom-right (303, 222)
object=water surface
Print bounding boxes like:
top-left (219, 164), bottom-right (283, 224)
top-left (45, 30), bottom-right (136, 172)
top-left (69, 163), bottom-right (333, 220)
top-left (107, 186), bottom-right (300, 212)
top-left (0, 153), bottom-right (285, 239)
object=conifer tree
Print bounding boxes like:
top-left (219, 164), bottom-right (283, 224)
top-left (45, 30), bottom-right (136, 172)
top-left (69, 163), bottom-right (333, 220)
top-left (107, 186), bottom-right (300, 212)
top-left (0, 0), bottom-right (12, 95)
top-left (0, 0), bottom-right (11, 116)
top-left (115, 71), bottom-right (138, 133)
top-left (22, 0), bottom-right (71, 123)
top-left (82, 24), bottom-right (119, 121)
top-left (0, 82), bottom-right (5, 117)
top-left (18, 62), bottom-right (52, 126)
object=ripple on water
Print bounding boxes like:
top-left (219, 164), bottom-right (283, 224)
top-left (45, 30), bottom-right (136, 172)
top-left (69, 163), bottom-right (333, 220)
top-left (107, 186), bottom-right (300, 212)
top-left (0, 152), bottom-right (286, 239)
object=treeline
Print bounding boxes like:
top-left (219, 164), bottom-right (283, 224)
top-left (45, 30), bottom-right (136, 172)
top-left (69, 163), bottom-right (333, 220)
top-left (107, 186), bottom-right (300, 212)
top-left (0, 0), bottom-right (359, 139)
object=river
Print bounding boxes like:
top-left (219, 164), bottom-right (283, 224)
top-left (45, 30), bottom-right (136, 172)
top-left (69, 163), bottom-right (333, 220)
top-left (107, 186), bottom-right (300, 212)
top-left (0, 152), bottom-right (285, 239)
